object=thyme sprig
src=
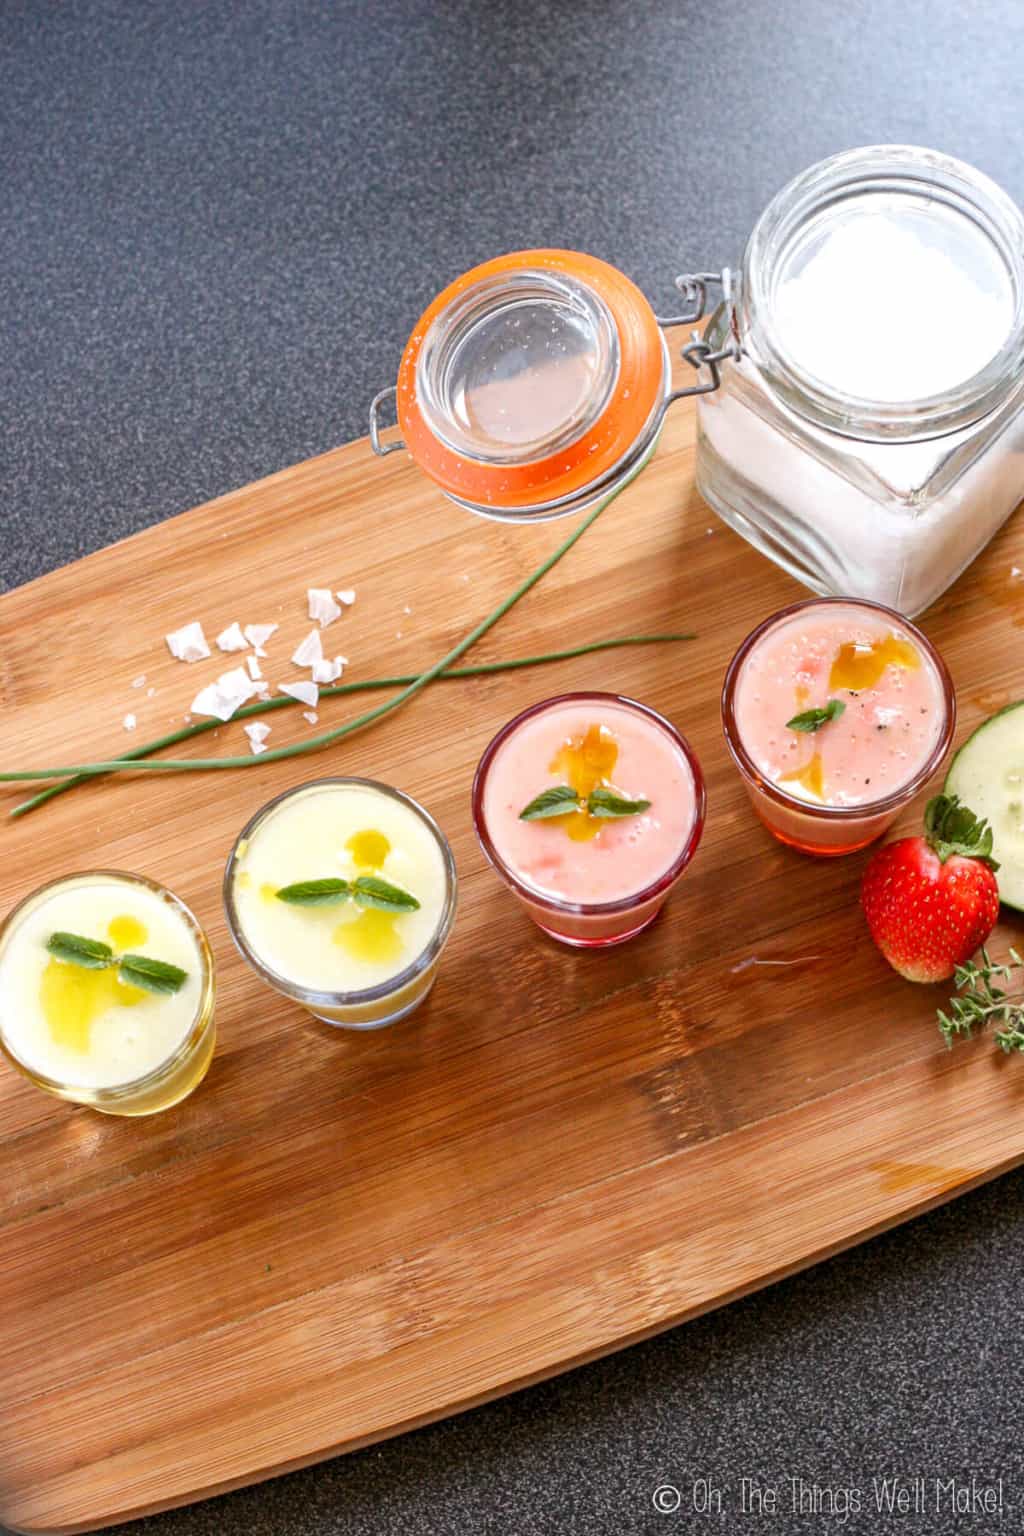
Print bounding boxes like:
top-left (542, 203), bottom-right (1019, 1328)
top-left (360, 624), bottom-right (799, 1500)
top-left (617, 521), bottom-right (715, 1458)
top-left (938, 947), bottom-right (1024, 1054)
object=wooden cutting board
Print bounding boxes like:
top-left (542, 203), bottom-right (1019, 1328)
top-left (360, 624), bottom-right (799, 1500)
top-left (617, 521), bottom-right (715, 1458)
top-left (4, 333), bottom-right (1024, 1533)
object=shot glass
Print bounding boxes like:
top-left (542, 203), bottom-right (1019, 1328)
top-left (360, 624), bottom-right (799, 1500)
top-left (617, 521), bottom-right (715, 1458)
top-left (721, 597), bottom-right (956, 857)
top-left (224, 778), bottom-right (458, 1029)
top-left (472, 692), bottom-right (706, 947)
top-left (0, 870), bottom-right (216, 1116)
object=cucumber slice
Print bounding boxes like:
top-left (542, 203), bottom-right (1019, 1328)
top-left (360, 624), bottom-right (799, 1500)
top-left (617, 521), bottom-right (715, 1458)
top-left (945, 700), bottom-right (1024, 911)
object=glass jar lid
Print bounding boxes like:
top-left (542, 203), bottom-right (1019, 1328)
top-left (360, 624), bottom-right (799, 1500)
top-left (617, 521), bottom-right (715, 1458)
top-left (741, 146), bottom-right (1024, 442)
top-left (396, 250), bottom-right (665, 513)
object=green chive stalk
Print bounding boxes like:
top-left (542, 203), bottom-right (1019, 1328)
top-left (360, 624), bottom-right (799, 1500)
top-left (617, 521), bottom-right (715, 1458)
top-left (2, 459), bottom-right (682, 801)
top-left (12, 634), bottom-right (694, 819)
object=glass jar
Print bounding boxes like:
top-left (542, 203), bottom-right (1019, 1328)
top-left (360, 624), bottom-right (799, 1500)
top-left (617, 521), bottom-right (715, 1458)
top-left (694, 146), bottom-right (1024, 616)
top-left (369, 249), bottom-right (724, 521)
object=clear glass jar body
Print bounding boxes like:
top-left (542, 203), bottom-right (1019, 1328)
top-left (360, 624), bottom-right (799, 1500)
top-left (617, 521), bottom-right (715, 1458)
top-left (472, 693), bottom-right (706, 946)
top-left (721, 598), bottom-right (956, 856)
top-left (696, 147), bottom-right (1024, 617)
top-left (224, 779), bottom-right (458, 1030)
top-left (0, 871), bottom-right (216, 1116)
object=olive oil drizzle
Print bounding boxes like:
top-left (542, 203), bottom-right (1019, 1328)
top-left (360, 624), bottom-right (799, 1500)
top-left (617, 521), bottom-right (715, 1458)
top-left (41, 915), bottom-right (149, 1053)
top-left (781, 633), bottom-right (920, 801)
top-left (334, 829), bottom-right (405, 964)
top-left (547, 723), bottom-right (634, 842)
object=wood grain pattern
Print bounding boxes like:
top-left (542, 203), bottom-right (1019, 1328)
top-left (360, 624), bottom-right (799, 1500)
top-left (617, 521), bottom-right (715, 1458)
top-left (3, 334), bottom-right (1024, 1532)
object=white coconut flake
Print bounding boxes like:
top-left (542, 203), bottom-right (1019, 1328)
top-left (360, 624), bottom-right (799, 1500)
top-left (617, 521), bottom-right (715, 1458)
top-left (191, 666), bottom-right (258, 722)
top-left (216, 621), bottom-right (249, 653)
top-left (131, 673), bottom-right (147, 689)
top-left (244, 654), bottom-right (263, 681)
top-left (303, 710), bottom-right (319, 725)
top-left (146, 687), bottom-right (156, 699)
top-left (291, 629), bottom-right (324, 668)
top-left (123, 713), bottom-right (137, 731)
top-left (336, 588), bottom-right (356, 607)
top-left (311, 656), bottom-right (344, 684)
top-left (165, 621), bottom-right (211, 663)
top-left (308, 588), bottom-right (342, 628)
top-left (244, 721), bottom-right (272, 755)
top-left (243, 622), bottom-right (279, 657)
top-left (279, 680), bottom-right (319, 708)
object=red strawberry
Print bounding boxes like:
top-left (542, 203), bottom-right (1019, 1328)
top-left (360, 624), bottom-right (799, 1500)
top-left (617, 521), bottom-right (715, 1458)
top-left (861, 794), bottom-right (1000, 983)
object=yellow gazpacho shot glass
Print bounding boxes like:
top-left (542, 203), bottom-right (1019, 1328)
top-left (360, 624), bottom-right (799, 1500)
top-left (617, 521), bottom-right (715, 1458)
top-left (0, 870), bottom-right (216, 1116)
top-left (224, 778), bottom-right (458, 1029)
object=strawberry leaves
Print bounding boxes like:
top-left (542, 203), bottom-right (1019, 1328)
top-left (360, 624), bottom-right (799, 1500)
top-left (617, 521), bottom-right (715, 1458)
top-left (924, 793), bottom-right (999, 869)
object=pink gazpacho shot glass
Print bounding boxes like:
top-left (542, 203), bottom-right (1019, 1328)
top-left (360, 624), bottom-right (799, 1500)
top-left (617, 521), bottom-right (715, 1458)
top-left (721, 597), bottom-right (956, 857)
top-left (472, 692), bottom-right (706, 947)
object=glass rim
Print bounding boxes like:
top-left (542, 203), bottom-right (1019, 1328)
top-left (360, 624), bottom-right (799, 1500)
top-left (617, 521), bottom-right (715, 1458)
top-left (471, 691), bottom-right (707, 916)
top-left (743, 144), bottom-right (1024, 443)
top-left (721, 596), bottom-right (957, 821)
top-left (397, 249), bottom-right (667, 512)
top-left (223, 777), bottom-right (458, 1009)
top-left (0, 868), bottom-right (215, 1101)
top-left (442, 340), bottom-right (669, 522)
top-left (415, 266), bottom-right (622, 466)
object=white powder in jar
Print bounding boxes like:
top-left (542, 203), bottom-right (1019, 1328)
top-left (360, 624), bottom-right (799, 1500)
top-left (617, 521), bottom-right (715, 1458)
top-left (772, 211), bottom-right (1014, 402)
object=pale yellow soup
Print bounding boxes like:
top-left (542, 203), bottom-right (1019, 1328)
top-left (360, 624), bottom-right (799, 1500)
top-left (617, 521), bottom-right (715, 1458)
top-left (0, 877), bottom-right (204, 1089)
top-left (232, 784), bottom-right (448, 994)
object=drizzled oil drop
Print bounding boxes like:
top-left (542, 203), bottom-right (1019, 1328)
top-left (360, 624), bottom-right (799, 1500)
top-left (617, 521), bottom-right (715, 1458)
top-left (336, 828), bottom-right (403, 960)
top-left (780, 750), bottom-right (825, 801)
top-left (40, 959), bottom-right (144, 1054)
top-left (346, 829), bottom-right (391, 869)
top-left (829, 633), bottom-right (919, 692)
top-left (333, 908), bottom-right (404, 965)
top-left (548, 723), bottom-right (621, 841)
top-left (108, 914), bottom-right (147, 949)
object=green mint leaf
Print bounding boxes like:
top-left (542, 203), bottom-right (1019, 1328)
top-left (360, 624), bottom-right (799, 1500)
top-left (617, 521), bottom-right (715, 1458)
top-left (785, 698), bottom-right (846, 733)
top-left (518, 785), bottom-right (581, 821)
top-left (352, 875), bottom-right (420, 913)
top-left (46, 931), bottom-right (114, 969)
top-left (118, 954), bottom-right (188, 995)
top-left (275, 878), bottom-right (351, 906)
top-left (586, 787), bottom-right (652, 819)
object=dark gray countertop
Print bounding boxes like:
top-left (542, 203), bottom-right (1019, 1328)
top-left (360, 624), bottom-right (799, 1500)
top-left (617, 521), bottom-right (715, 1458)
top-left (4, 3), bottom-right (1024, 1533)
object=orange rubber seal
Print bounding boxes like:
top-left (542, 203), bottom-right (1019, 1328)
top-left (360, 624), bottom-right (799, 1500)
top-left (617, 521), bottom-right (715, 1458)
top-left (396, 249), bottom-right (663, 510)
